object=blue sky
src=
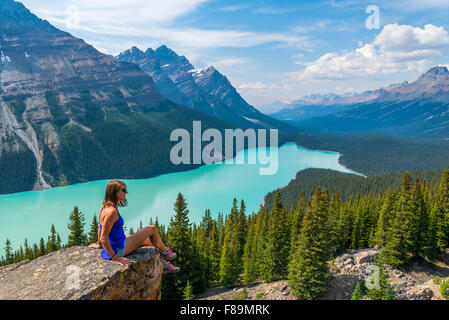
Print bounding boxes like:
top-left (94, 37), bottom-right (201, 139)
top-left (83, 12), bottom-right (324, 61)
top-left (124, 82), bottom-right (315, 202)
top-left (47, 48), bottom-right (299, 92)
top-left (20, 0), bottom-right (449, 112)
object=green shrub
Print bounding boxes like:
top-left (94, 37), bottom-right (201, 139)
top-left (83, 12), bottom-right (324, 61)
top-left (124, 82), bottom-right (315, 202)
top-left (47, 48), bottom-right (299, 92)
top-left (255, 291), bottom-right (265, 299)
top-left (234, 288), bottom-right (248, 300)
top-left (433, 277), bottom-right (441, 285)
top-left (440, 280), bottom-right (449, 300)
top-left (352, 281), bottom-right (366, 300)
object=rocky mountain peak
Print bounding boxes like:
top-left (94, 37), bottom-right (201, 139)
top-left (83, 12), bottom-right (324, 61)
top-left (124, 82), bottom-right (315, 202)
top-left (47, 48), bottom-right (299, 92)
top-left (117, 46), bottom-right (147, 60)
top-left (117, 45), bottom-right (296, 131)
top-left (416, 66), bottom-right (449, 83)
top-left (130, 46), bottom-right (143, 53)
top-left (155, 45), bottom-right (193, 69)
top-left (145, 47), bottom-right (156, 55)
top-left (0, 0), bottom-right (61, 35)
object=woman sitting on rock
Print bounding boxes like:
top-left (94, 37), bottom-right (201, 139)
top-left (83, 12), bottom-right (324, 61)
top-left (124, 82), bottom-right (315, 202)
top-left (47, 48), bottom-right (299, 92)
top-left (88, 180), bottom-right (180, 274)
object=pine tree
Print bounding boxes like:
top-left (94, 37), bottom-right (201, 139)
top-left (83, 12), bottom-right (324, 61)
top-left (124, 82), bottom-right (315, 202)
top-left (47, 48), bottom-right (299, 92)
top-left (334, 202), bottom-right (353, 253)
top-left (374, 189), bottom-right (395, 247)
top-left (411, 179), bottom-right (428, 254)
top-left (57, 234), bottom-right (62, 249)
top-left (18, 245), bottom-right (24, 262)
top-left (288, 188), bottom-right (330, 300)
top-left (197, 210), bottom-right (212, 283)
top-left (237, 200), bottom-right (247, 257)
top-left (351, 193), bottom-right (373, 249)
top-left (254, 205), bottom-right (269, 277)
top-left (352, 281), bottom-right (366, 300)
top-left (289, 201), bottom-right (304, 258)
top-left (208, 221), bottom-right (221, 281)
top-left (32, 243), bottom-right (38, 260)
top-left (67, 206), bottom-right (85, 247)
top-left (39, 238), bottom-right (46, 257)
top-left (88, 215), bottom-right (99, 244)
top-left (163, 193), bottom-right (204, 299)
top-left (328, 192), bottom-right (342, 256)
top-left (259, 190), bottom-right (290, 281)
top-left (242, 218), bottom-right (257, 284)
top-left (219, 212), bottom-right (241, 287)
top-left (183, 280), bottom-right (194, 300)
top-left (4, 239), bottom-right (13, 265)
top-left (24, 238), bottom-right (32, 260)
top-left (155, 217), bottom-right (165, 240)
top-left (428, 200), bottom-right (446, 257)
top-left (366, 263), bottom-right (395, 300)
top-left (47, 224), bottom-right (58, 253)
top-left (380, 173), bottom-right (415, 267)
top-left (438, 169), bottom-right (449, 248)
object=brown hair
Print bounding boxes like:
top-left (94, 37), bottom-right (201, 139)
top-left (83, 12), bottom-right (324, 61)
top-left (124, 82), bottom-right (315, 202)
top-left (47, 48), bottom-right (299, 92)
top-left (103, 180), bottom-right (128, 208)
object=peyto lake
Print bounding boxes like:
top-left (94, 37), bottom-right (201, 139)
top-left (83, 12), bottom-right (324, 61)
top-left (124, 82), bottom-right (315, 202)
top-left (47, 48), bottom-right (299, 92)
top-left (0, 143), bottom-right (360, 249)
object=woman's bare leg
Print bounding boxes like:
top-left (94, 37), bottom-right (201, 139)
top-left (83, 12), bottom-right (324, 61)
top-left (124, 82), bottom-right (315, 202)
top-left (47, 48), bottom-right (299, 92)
top-left (126, 234), bottom-right (153, 247)
top-left (124, 225), bottom-right (165, 256)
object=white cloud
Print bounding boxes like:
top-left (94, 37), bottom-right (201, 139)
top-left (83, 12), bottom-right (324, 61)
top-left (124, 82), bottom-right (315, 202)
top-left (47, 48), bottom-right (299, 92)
top-left (20, 0), bottom-right (306, 53)
top-left (147, 28), bottom-right (303, 49)
top-left (22, 0), bottom-right (209, 26)
top-left (218, 5), bottom-right (252, 12)
top-left (291, 24), bottom-right (449, 80)
top-left (389, 0), bottom-right (449, 10)
top-left (238, 81), bottom-right (295, 94)
top-left (251, 7), bottom-right (297, 14)
top-left (239, 81), bottom-right (273, 90)
top-left (374, 24), bottom-right (449, 52)
top-left (209, 58), bottom-right (246, 68)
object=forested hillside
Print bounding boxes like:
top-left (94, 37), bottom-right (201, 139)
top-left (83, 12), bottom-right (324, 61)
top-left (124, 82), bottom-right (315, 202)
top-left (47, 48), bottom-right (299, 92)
top-left (301, 132), bottom-right (449, 176)
top-left (264, 168), bottom-right (444, 212)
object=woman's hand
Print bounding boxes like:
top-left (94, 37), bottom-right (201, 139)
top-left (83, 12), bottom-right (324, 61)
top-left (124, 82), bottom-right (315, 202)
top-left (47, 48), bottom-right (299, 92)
top-left (88, 243), bottom-right (102, 249)
top-left (112, 256), bottom-right (133, 266)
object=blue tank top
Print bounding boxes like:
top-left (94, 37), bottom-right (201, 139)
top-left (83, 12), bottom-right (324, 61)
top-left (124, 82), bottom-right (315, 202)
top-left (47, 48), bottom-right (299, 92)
top-left (99, 205), bottom-right (126, 260)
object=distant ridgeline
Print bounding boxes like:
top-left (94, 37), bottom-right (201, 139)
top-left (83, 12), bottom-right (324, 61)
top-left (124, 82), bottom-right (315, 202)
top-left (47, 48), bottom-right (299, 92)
top-left (264, 168), bottom-right (445, 212)
top-left (320, 132), bottom-right (449, 176)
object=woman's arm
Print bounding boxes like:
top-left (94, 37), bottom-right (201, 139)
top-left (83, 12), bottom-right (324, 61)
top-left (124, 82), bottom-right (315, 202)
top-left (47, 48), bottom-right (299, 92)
top-left (97, 225), bottom-right (102, 247)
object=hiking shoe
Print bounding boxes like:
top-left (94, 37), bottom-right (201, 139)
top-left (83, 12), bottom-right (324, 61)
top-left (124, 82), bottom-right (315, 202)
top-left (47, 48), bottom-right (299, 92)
top-left (161, 246), bottom-right (177, 260)
top-left (163, 261), bottom-right (180, 274)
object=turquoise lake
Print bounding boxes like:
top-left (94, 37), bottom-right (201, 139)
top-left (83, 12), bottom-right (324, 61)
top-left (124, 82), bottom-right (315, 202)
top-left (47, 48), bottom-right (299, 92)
top-left (0, 143), bottom-right (360, 250)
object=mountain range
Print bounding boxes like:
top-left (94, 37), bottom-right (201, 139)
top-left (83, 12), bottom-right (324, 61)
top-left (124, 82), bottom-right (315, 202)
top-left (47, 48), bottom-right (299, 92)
top-left (0, 0), bottom-right (315, 195)
top-left (0, 0), bottom-right (247, 194)
top-left (116, 46), bottom-right (295, 131)
top-left (271, 66), bottom-right (449, 139)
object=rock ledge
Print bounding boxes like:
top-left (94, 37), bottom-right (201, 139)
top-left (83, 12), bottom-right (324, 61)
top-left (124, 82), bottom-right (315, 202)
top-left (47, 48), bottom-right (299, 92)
top-left (0, 246), bottom-right (163, 300)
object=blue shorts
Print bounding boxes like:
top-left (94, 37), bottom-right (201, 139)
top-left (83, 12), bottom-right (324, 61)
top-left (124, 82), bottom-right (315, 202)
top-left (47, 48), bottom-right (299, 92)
top-left (116, 239), bottom-right (127, 257)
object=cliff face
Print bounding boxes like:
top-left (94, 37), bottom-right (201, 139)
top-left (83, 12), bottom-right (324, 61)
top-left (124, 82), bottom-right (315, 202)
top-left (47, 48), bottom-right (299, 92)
top-left (0, 246), bottom-right (163, 300)
top-left (0, 0), bottom-right (243, 195)
top-left (116, 46), bottom-right (298, 132)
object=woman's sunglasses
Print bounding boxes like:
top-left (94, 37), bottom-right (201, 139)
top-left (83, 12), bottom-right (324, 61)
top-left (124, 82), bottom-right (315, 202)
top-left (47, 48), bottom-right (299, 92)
top-left (121, 188), bottom-right (127, 193)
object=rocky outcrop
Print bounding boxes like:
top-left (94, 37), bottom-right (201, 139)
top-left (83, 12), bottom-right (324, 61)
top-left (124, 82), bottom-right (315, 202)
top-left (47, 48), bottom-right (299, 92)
top-left (400, 285), bottom-right (434, 300)
top-left (0, 246), bottom-right (163, 300)
top-left (328, 248), bottom-right (449, 300)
